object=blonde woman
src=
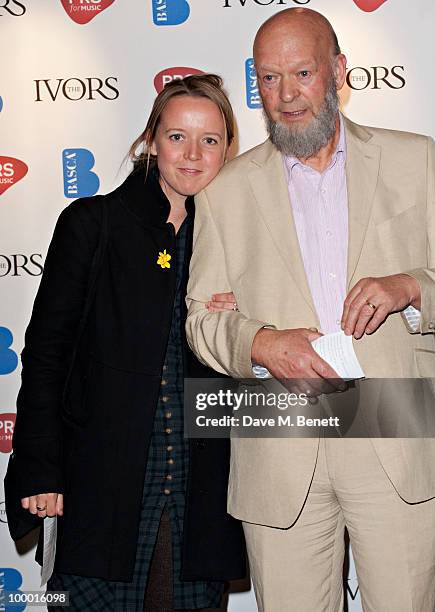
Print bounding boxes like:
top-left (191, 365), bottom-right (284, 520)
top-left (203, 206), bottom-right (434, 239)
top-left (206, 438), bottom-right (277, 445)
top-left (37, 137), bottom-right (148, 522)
top-left (6, 75), bottom-right (245, 611)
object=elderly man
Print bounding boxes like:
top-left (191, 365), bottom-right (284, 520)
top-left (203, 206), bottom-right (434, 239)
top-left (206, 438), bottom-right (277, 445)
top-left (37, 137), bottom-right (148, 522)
top-left (186, 8), bottom-right (435, 612)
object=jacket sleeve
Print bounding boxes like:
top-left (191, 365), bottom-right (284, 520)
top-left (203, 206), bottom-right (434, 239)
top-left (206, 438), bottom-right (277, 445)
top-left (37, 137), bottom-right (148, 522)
top-left (186, 188), bottom-right (270, 379)
top-left (401, 136), bottom-right (435, 334)
top-left (5, 197), bottom-right (102, 538)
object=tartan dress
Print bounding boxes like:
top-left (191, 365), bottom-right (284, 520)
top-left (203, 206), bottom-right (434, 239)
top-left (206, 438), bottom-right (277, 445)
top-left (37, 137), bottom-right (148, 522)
top-left (47, 217), bottom-right (224, 611)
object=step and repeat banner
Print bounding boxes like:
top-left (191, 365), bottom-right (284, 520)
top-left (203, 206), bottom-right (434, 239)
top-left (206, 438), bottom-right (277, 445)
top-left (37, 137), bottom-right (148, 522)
top-left (1, 1), bottom-right (434, 610)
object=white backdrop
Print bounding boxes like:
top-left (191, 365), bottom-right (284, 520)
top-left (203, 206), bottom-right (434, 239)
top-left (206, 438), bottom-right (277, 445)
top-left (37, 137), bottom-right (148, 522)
top-left (1, 1), bottom-right (434, 610)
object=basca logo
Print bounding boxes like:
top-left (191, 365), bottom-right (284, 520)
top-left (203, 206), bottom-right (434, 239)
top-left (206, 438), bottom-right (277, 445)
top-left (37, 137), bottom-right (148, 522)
top-left (223, 0), bottom-right (310, 7)
top-left (346, 65), bottom-right (405, 90)
top-left (34, 77), bottom-right (119, 102)
top-left (154, 67), bottom-right (203, 93)
top-left (0, 1), bottom-right (26, 16)
top-left (152, 0), bottom-right (190, 26)
top-left (0, 254), bottom-right (44, 277)
top-left (0, 327), bottom-right (18, 375)
top-left (0, 501), bottom-right (7, 524)
top-left (0, 413), bottom-right (15, 454)
top-left (245, 58), bottom-right (262, 109)
top-left (353, 0), bottom-right (388, 11)
top-left (0, 568), bottom-right (26, 611)
top-left (0, 157), bottom-right (28, 196)
top-left (63, 149), bottom-right (100, 198)
top-left (60, 0), bottom-right (115, 24)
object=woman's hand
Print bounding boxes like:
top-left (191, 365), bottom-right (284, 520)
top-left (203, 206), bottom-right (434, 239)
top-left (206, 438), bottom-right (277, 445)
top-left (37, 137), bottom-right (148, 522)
top-left (206, 291), bottom-right (238, 313)
top-left (21, 493), bottom-right (63, 518)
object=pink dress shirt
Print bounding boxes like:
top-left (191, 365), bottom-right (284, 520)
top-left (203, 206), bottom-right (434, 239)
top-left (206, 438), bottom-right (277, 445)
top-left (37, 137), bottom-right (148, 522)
top-left (284, 116), bottom-right (348, 334)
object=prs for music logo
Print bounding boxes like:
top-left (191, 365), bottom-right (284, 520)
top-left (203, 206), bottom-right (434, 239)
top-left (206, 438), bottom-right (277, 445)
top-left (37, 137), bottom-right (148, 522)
top-left (353, 0), bottom-right (388, 11)
top-left (154, 67), bottom-right (203, 93)
top-left (60, 0), bottom-right (115, 24)
top-left (0, 157), bottom-right (28, 196)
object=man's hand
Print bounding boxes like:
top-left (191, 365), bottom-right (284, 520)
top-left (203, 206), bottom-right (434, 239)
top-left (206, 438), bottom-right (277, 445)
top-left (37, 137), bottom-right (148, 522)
top-left (341, 274), bottom-right (421, 339)
top-left (206, 292), bottom-right (238, 312)
top-left (251, 328), bottom-right (345, 396)
top-left (21, 493), bottom-right (63, 518)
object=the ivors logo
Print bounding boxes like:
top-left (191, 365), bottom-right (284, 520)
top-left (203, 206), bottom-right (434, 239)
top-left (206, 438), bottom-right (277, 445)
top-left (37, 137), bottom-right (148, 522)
top-left (154, 67), bottom-right (203, 93)
top-left (60, 0), bottom-right (115, 24)
top-left (222, 0), bottom-right (310, 6)
top-left (0, 157), bottom-right (28, 196)
top-left (0, 0), bottom-right (26, 16)
top-left (353, 0), bottom-right (388, 11)
top-left (346, 65), bottom-right (405, 90)
top-left (34, 77), bottom-right (119, 102)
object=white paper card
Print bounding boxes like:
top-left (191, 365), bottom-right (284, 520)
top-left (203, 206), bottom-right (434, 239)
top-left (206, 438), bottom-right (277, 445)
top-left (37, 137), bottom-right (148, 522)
top-left (40, 516), bottom-right (57, 586)
top-left (311, 331), bottom-right (365, 380)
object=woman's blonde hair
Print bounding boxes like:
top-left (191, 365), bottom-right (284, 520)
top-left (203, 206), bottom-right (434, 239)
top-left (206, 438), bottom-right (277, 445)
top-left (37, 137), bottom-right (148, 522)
top-left (129, 73), bottom-right (235, 172)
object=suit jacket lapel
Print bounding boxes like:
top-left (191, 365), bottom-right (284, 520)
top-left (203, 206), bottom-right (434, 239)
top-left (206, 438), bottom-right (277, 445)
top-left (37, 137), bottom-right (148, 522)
top-left (248, 141), bottom-right (318, 317)
top-left (345, 118), bottom-right (381, 290)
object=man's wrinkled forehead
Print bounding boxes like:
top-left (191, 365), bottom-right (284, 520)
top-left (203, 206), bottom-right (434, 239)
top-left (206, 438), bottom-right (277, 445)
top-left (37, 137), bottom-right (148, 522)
top-left (253, 10), bottom-right (337, 63)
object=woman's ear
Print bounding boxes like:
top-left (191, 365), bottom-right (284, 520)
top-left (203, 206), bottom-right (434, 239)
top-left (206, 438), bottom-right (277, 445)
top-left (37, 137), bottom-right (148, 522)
top-left (146, 130), bottom-right (157, 156)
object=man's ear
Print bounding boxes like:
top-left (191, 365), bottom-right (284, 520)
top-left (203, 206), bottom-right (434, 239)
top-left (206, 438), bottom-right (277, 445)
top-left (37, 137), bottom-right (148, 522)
top-left (334, 54), bottom-right (347, 91)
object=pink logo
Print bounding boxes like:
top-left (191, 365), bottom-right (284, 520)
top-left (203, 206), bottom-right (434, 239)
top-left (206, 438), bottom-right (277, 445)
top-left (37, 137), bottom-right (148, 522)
top-left (154, 67), bottom-right (203, 94)
top-left (353, 0), bottom-right (388, 12)
top-left (0, 157), bottom-right (28, 196)
top-left (0, 413), bottom-right (15, 454)
top-left (60, 0), bottom-right (115, 25)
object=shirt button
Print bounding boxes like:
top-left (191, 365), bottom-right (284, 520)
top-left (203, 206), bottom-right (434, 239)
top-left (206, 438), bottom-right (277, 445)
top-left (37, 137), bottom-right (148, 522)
top-left (163, 365), bottom-right (167, 371)
top-left (162, 396), bottom-right (169, 403)
top-left (167, 445), bottom-right (173, 452)
top-left (429, 322), bottom-right (435, 330)
top-left (336, 319), bottom-right (341, 326)
top-left (329, 272), bottom-right (337, 279)
top-left (165, 412), bottom-right (172, 419)
top-left (326, 231), bottom-right (332, 237)
top-left (165, 428), bottom-right (172, 435)
top-left (161, 379), bottom-right (167, 386)
top-left (168, 458), bottom-right (174, 465)
top-left (164, 489), bottom-right (171, 495)
top-left (165, 474), bottom-right (173, 481)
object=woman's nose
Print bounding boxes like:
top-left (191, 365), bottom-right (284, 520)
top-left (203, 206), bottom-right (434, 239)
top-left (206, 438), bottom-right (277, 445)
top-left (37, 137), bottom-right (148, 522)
top-left (184, 142), bottom-right (201, 161)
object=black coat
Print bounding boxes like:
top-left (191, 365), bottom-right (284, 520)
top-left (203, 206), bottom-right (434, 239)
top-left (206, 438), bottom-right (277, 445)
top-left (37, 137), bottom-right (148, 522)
top-left (4, 167), bottom-right (246, 582)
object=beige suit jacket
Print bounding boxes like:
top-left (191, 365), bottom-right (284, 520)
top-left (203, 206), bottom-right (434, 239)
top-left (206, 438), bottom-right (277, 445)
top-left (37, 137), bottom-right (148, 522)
top-left (186, 117), bottom-right (435, 527)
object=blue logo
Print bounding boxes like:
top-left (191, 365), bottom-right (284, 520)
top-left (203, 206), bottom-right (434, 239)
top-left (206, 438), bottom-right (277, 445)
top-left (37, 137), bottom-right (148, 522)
top-left (62, 148), bottom-right (100, 198)
top-left (0, 328), bottom-right (18, 375)
top-left (0, 568), bottom-right (26, 611)
top-left (152, 0), bottom-right (190, 26)
top-left (0, 97), bottom-right (3, 113)
top-left (245, 58), bottom-right (262, 109)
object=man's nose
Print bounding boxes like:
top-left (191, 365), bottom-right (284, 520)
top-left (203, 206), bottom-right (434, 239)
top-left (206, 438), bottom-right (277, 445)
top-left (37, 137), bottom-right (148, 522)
top-left (280, 77), bottom-right (299, 103)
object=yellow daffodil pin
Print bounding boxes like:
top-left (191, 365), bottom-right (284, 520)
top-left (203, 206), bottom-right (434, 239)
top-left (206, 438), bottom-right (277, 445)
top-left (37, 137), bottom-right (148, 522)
top-left (157, 249), bottom-right (171, 269)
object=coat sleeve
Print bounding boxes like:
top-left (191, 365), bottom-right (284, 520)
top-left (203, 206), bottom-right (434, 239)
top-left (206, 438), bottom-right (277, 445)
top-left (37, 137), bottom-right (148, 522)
top-left (402, 136), bottom-right (435, 334)
top-left (5, 197), bottom-right (102, 539)
top-left (185, 188), bottom-right (271, 378)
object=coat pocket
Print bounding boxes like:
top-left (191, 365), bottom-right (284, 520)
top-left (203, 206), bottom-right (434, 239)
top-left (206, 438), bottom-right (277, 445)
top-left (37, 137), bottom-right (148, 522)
top-left (414, 348), bottom-right (435, 378)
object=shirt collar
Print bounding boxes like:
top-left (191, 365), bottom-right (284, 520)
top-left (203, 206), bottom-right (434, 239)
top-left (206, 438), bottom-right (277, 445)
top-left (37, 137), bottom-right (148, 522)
top-left (283, 112), bottom-right (346, 180)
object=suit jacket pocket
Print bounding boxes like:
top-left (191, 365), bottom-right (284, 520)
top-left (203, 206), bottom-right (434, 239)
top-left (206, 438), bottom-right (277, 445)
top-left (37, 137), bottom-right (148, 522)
top-left (414, 349), bottom-right (435, 378)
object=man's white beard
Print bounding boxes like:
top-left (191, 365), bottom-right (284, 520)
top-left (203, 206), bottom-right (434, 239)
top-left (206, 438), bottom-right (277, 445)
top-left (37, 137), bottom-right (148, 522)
top-left (264, 79), bottom-right (340, 159)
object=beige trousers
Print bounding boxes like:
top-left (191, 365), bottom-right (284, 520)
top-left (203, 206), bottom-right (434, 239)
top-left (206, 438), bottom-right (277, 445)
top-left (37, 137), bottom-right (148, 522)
top-left (243, 437), bottom-right (435, 612)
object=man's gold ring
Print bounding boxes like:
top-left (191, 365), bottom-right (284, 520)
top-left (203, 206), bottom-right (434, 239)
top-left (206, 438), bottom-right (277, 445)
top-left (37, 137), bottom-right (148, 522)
top-left (366, 300), bottom-right (377, 310)
top-left (36, 506), bottom-right (46, 511)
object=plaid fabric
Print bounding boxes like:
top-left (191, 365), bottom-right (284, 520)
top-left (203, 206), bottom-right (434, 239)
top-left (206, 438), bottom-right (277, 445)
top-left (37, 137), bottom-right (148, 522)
top-left (47, 218), bottom-right (224, 611)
